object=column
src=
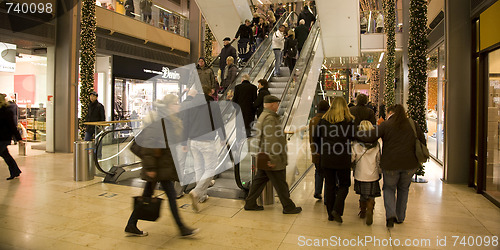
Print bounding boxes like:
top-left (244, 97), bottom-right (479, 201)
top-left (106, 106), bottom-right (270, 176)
top-left (443, 0), bottom-right (471, 183)
top-left (402, 0), bottom-right (410, 106)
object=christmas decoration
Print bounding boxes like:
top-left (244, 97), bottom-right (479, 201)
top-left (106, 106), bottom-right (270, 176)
top-left (407, 0), bottom-right (428, 176)
top-left (383, 0), bottom-right (396, 107)
top-left (369, 67), bottom-right (380, 117)
top-left (204, 24), bottom-right (215, 65)
top-left (79, 0), bottom-right (97, 139)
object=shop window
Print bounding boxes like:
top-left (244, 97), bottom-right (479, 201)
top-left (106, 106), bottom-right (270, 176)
top-left (486, 48), bottom-right (500, 202)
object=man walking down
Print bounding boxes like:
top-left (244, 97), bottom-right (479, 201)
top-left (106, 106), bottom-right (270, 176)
top-left (244, 95), bottom-right (302, 214)
top-left (272, 25), bottom-right (286, 77)
top-left (253, 79), bottom-right (271, 118)
top-left (232, 74), bottom-right (257, 137)
top-left (85, 91), bottom-right (105, 141)
top-left (234, 20), bottom-right (254, 63)
top-left (295, 19), bottom-right (309, 55)
top-left (219, 37), bottom-right (237, 78)
top-left (349, 94), bottom-right (376, 127)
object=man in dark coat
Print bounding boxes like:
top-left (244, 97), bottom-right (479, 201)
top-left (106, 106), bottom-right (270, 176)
top-left (349, 94), bottom-right (376, 127)
top-left (308, 100), bottom-right (329, 200)
top-left (219, 37), bottom-right (237, 78)
top-left (232, 75), bottom-right (257, 137)
top-left (85, 91), bottom-right (106, 141)
top-left (298, 6), bottom-right (316, 29)
top-left (295, 19), bottom-right (309, 54)
top-left (124, 0), bottom-right (135, 17)
top-left (253, 79), bottom-right (271, 117)
top-left (234, 20), bottom-right (254, 62)
top-left (0, 93), bottom-right (23, 180)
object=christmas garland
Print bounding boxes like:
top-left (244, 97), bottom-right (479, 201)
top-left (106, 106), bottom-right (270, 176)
top-left (79, 0), bottom-right (97, 139)
top-left (369, 67), bottom-right (380, 117)
top-left (383, 0), bottom-right (396, 107)
top-left (204, 24), bottom-right (215, 65)
top-left (407, 0), bottom-right (428, 176)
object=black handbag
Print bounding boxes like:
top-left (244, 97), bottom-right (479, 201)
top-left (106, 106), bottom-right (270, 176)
top-left (132, 196), bottom-right (163, 221)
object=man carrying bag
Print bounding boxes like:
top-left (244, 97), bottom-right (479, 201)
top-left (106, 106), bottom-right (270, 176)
top-left (244, 95), bottom-right (302, 214)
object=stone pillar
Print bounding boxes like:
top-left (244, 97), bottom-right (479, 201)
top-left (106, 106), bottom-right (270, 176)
top-left (443, 0), bottom-right (471, 183)
top-left (54, 3), bottom-right (80, 152)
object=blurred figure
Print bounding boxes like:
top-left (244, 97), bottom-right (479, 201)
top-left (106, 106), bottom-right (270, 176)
top-left (266, 10), bottom-right (276, 27)
top-left (221, 56), bottom-right (238, 92)
top-left (274, 3), bottom-right (286, 21)
top-left (139, 0), bottom-right (152, 23)
top-left (313, 97), bottom-right (356, 223)
top-left (309, 100), bottom-right (329, 200)
top-left (84, 91), bottom-right (105, 141)
top-left (376, 12), bottom-right (384, 33)
top-left (244, 95), bottom-right (302, 214)
top-left (0, 94), bottom-right (22, 180)
top-left (255, 17), bottom-right (269, 49)
top-left (219, 37), bottom-right (237, 78)
top-left (232, 74), bottom-right (257, 137)
top-left (357, 105), bottom-right (426, 228)
top-left (253, 79), bottom-right (270, 118)
top-left (124, 0), bottom-right (135, 17)
top-left (295, 19), bottom-right (309, 54)
top-left (349, 94), bottom-right (376, 127)
top-left (298, 4), bottom-right (316, 29)
top-left (351, 120), bottom-right (381, 225)
top-left (284, 30), bottom-right (298, 73)
top-left (360, 14), bottom-right (368, 34)
top-left (126, 95), bottom-right (198, 237)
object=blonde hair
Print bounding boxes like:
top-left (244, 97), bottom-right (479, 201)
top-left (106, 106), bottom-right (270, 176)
top-left (358, 120), bottom-right (374, 131)
top-left (288, 30), bottom-right (295, 39)
top-left (242, 74), bottom-right (250, 81)
top-left (226, 56), bottom-right (234, 64)
top-left (322, 97), bottom-right (355, 124)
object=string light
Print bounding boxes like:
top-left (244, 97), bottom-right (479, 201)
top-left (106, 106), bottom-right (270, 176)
top-left (384, 0), bottom-right (396, 107)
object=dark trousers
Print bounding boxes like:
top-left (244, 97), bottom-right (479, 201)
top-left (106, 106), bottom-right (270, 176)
top-left (245, 169), bottom-right (296, 211)
top-left (286, 57), bottom-right (296, 73)
top-left (323, 168), bottom-right (351, 216)
top-left (127, 180), bottom-right (185, 229)
top-left (314, 163), bottom-right (324, 196)
top-left (0, 141), bottom-right (21, 177)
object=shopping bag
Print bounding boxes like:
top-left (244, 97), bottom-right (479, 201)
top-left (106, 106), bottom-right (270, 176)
top-left (132, 196), bottom-right (163, 221)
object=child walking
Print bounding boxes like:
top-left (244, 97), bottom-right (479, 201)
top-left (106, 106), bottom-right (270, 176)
top-left (352, 120), bottom-right (381, 225)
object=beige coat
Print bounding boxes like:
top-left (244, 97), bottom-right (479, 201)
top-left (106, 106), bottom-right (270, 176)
top-left (254, 108), bottom-right (287, 170)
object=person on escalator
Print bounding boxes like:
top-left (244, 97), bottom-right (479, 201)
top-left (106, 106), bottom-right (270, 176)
top-left (284, 30), bottom-right (298, 73)
top-left (272, 25), bottom-right (286, 77)
top-left (125, 94), bottom-right (198, 237)
top-left (221, 56), bottom-right (238, 93)
top-left (295, 19), bottom-right (309, 55)
top-left (255, 17), bottom-right (270, 49)
top-left (234, 19), bottom-right (254, 63)
top-left (232, 74), bottom-right (257, 138)
top-left (219, 37), bottom-right (237, 79)
top-left (253, 79), bottom-right (271, 118)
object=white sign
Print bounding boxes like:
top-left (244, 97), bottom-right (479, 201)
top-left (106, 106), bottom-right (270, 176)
top-left (0, 43), bottom-right (16, 73)
top-left (143, 67), bottom-right (180, 80)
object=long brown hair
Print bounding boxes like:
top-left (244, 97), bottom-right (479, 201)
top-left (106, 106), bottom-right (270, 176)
top-left (387, 104), bottom-right (408, 127)
top-left (322, 97), bottom-right (355, 124)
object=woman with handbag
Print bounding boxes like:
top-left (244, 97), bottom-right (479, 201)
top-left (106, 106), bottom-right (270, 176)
top-left (126, 95), bottom-right (198, 237)
top-left (356, 104), bottom-right (427, 227)
top-left (312, 97), bottom-right (356, 223)
top-left (351, 120), bottom-right (381, 225)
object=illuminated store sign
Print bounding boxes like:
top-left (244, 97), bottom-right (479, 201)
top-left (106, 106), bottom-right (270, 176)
top-left (143, 67), bottom-right (181, 80)
top-left (0, 42), bottom-right (16, 72)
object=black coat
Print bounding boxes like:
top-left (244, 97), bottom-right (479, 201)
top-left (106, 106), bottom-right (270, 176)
top-left (284, 37), bottom-right (298, 58)
top-left (219, 44), bottom-right (237, 70)
top-left (253, 87), bottom-right (271, 117)
top-left (350, 104), bottom-right (376, 127)
top-left (0, 106), bottom-right (21, 142)
top-left (313, 119), bottom-right (356, 169)
top-left (235, 24), bottom-right (253, 40)
top-left (233, 80), bottom-right (257, 129)
top-left (357, 116), bottom-right (426, 171)
top-left (298, 9), bottom-right (316, 29)
top-left (86, 100), bottom-right (105, 129)
top-left (294, 24), bottom-right (309, 50)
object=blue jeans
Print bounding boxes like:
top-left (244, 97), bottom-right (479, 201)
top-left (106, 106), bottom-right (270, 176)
top-left (382, 168), bottom-right (417, 222)
top-left (314, 163), bottom-right (324, 196)
top-left (273, 49), bottom-right (282, 76)
top-left (0, 141), bottom-right (21, 177)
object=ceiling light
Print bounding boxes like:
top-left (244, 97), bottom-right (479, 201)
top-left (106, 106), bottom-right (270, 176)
top-left (378, 52), bottom-right (384, 63)
top-left (257, 0), bottom-right (263, 4)
top-left (377, 63), bottom-right (380, 68)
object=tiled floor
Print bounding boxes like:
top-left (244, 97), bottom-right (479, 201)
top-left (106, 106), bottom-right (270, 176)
top-left (0, 145), bottom-right (499, 249)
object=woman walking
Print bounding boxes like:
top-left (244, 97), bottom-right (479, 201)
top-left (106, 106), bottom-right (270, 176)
top-left (351, 120), bottom-right (381, 225)
top-left (0, 94), bottom-right (22, 180)
top-left (126, 95), bottom-right (198, 237)
top-left (357, 104), bottom-right (426, 227)
top-left (313, 97), bottom-right (356, 223)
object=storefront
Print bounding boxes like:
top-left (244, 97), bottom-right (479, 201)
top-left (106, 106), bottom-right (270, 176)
top-left (426, 43), bottom-right (446, 163)
top-left (0, 42), bottom-right (49, 143)
top-left (111, 55), bottom-right (185, 121)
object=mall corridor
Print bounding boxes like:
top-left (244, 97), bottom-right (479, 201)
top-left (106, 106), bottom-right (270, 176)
top-left (0, 146), bottom-right (498, 249)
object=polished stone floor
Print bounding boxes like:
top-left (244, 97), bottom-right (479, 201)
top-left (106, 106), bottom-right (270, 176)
top-left (0, 145), bottom-right (498, 249)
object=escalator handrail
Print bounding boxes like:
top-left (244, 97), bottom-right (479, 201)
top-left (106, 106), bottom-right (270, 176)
top-left (94, 128), bottom-right (136, 176)
top-left (279, 21), bottom-right (321, 128)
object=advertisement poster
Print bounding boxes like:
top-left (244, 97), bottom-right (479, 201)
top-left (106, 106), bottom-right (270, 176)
top-left (0, 42), bottom-right (16, 72)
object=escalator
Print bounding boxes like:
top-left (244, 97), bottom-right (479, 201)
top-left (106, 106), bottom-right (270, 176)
top-left (92, 14), bottom-right (323, 200)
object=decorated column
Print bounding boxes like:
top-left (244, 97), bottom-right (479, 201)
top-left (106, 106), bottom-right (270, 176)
top-left (383, 0), bottom-right (396, 107)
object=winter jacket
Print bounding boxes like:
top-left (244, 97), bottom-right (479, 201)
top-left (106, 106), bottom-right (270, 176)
top-left (271, 30), bottom-right (285, 50)
top-left (308, 112), bottom-right (325, 165)
top-left (254, 108), bottom-right (287, 170)
top-left (197, 65), bottom-right (218, 90)
top-left (232, 80), bottom-right (257, 129)
top-left (253, 87), bottom-right (271, 117)
top-left (85, 100), bottom-right (105, 130)
top-left (350, 104), bottom-right (376, 127)
top-left (256, 23), bottom-right (270, 39)
top-left (298, 8), bottom-right (316, 29)
top-left (295, 24), bottom-right (309, 50)
top-left (235, 24), bottom-right (253, 40)
top-left (139, 0), bottom-right (152, 14)
top-left (181, 94), bottom-right (226, 143)
top-left (351, 141), bottom-right (381, 182)
top-left (0, 106), bottom-right (22, 142)
top-left (219, 44), bottom-right (237, 70)
top-left (313, 119), bottom-right (356, 169)
top-left (356, 116), bottom-right (426, 171)
top-left (222, 64), bottom-right (238, 88)
top-left (284, 37), bottom-right (298, 58)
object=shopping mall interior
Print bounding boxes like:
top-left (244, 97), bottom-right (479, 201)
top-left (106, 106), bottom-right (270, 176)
top-left (0, 0), bottom-right (499, 249)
